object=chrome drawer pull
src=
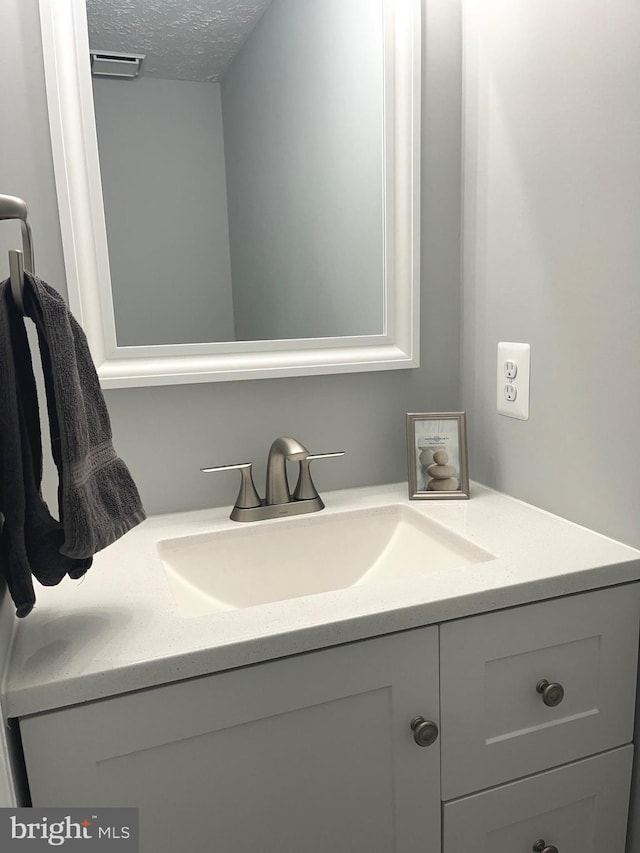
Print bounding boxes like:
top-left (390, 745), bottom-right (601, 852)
top-left (410, 716), bottom-right (439, 747)
top-left (536, 679), bottom-right (565, 707)
top-left (533, 840), bottom-right (558, 853)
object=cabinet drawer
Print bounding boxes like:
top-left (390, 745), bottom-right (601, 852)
top-left (443, 745), bottom-right (633, 853)
top-left (440, 583), bottom-right (640, 799)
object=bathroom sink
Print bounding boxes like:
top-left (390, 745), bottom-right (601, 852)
top-left (158, 504), bottom-right (494, 617)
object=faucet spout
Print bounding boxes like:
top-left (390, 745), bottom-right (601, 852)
top-left (265, 436), bottom-right (309, 505)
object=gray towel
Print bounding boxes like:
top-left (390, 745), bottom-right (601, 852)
top-left (22, 272), bottom-right (146, 560)
top-left (0, 281), bottom-right (91, 617)
top-left (0, 274), bottom-right (145, 617)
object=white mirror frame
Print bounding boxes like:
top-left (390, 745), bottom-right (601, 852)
top-left (39, 0), bottom-right (421, 388)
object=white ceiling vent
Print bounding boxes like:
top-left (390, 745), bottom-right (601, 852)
top-left (90, 50), bottom-right (146, 79)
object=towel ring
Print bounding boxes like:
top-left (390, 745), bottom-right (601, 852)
top-left (0, 194), bottom-right (36, 314)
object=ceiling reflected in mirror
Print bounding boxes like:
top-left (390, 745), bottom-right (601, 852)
top-left (86, 0), bottom-right (273, 82)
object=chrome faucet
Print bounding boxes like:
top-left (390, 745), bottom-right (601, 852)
top-left (202, 437), bottom-right (344, 522)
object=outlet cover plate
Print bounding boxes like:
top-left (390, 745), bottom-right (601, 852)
top-left (497, 342), bottom-right (530, 420)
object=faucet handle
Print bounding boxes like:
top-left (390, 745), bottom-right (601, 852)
top-left (201, 462), bottom-right (262, 509)
top-left (293, 452), bottom-right (345, 501)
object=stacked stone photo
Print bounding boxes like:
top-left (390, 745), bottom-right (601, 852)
top-left (420, 448), bottom-right (458, 491)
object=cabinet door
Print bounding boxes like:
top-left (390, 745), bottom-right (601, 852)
top-left (21, 627), bottom-right (440, 853)
top-left (440, 583), bottom-right (640, 798)
top-left (443, 745), bottom-right (633, 853)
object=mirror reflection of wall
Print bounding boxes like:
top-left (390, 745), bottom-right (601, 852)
top-left (88, 0), bottom-right (385, 347)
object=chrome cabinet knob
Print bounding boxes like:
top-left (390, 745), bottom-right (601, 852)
top-left (533, 840), bottom-right (558, 853)
top-left (410, 716), bottom-right (439, 747)
top-left (536, 679), bottom-right (565, 707)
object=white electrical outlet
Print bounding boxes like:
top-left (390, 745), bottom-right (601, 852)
top-left (497, 342), bottom-right (530, 420)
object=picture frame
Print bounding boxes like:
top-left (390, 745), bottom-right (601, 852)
top-left (406, 412), bottom-right (470, 499)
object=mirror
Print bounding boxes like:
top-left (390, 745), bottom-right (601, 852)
top-left (39, 0), bottom-right (421, 387)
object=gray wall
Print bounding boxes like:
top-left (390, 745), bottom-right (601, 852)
top-left (93, 76), bottom-right (235, 345)
top-left (221, 0), bottom-right (384, 341)
top-left (460, 7), bottom-right (640, 847)
top-left (461, 0), bottom-right (640, 550)
top-left (0, 0), bottom-right (67, 801)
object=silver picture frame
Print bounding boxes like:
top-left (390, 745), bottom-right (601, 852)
top-left (406, 412), bottom-right (470, 499)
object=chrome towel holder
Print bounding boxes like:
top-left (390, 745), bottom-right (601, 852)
top-left (0, 193), bottom-right (36, 315)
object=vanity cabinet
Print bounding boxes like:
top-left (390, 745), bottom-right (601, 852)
top-left (18, 583), bottom-right (640, 853)
top-left (20, 628), bottom-right (441, 853)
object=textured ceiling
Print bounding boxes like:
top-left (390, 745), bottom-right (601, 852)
top-left (86, 0), bottom-right (273, 82)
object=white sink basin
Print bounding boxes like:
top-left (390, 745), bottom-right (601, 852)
top-left (158, 504), bottom-right (494, 617)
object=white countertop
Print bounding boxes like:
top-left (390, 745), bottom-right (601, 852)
top-left (4, 482), bottom-right (640, 719)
